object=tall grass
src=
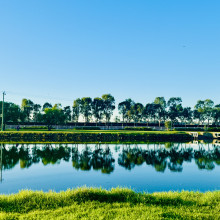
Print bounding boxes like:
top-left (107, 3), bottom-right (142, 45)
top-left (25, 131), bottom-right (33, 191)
top-left (0, 188), bottom-right (219, 219)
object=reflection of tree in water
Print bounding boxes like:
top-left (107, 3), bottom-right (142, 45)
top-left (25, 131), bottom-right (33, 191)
top-left (194, 146), bottom-right (220, 170)
top-left (72, 144), bottom-right (115, 174)
top-left (37, 144), bottom-right (71, 165)
top-left (2, 145), bottom-right (19, 170)
top-left (1, 144), bottom-right (71, 169)
top-left (118, 144), bottom-right (220, 172)
top-left (19, 145), bottom-right (33, 169)
top-left (1, 144), bottom-right (220, 173)
top-left (100, 146), bottom-right (115, 174)
top-left (118, 145), bottom-right (145, 170)
top-left (145, 148), bottom-right (168, 172)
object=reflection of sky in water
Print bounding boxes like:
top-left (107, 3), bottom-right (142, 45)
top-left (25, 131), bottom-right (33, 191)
top-left (0, 143), bottom-right (220, 194)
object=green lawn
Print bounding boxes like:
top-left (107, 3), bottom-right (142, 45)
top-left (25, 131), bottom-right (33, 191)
top-left (0, 188), bottom-right (219, 219)
top-left (3, 129), bottom-right (186, 134)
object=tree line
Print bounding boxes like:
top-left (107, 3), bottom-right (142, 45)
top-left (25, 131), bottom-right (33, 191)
top-left (1, 94), bottom-right (220, 127)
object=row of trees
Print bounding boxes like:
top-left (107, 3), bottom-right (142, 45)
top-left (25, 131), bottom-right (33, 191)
top-left (1, 95), bottom-right (220, 126)
top-left (0, 94), bottom-right (115, 128)
top-left (118, 97), bottom-right (220, 126)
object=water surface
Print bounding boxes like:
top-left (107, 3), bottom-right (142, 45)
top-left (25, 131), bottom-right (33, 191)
top-left (0, 142), bottom-right (220, 194)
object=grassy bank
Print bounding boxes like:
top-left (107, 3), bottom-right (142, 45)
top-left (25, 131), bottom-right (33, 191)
top-left (0, 130), bottom-right (192, 143)
top-left (0, 188), bottom-right (219, 219)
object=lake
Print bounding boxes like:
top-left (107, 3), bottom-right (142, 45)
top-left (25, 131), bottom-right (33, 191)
top-left (0, 142), bottom-right (220, 194)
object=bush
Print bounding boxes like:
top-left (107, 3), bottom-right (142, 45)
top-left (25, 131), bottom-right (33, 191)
top-left (165, 121), bottom-right (172, 130)
top-left (0, 131), bottom-right (192, 142)
top-left (207, 127), bottom-right (220, 132)
top-left (124, 127), bottom-right (153, 131)
top-left (174, 127), bottom-right (204, 131)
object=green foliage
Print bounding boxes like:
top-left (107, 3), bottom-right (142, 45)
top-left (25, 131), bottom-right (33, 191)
top-left (194, 99), bottom-right (215, 125)
top-left (102, 94), bottom-right (115, 123)
top-left (118, 99), bottom-right (135, 122)
top-left (80, 97), bottom-right (93, 122)
top-left (207, 127), bottom-right (220, 132)
top-left (167, 97), bottom-right (183, 124)
top-left (92, 97), bottom-right (104, 123)
top-left (72, 98), bottom-right (81, 122)
top-left (2, 96), bottom-right (220, 127)
top-left (42, 102), bottom-right (52, 111)
top-left (0, 102), bottom-right (21, 124)
top-left (0, 131), bottom-right (192, 142)
top-left (21, 99), bottom-right (34, 122)
top-left (174, 127), bottom-right (204, 131)
top-left (43, 105), bottom-right (65, 130)
top-left (165, 121), bottom-right (172, 130)
top-left (0, 188), bottom-right (219, 219)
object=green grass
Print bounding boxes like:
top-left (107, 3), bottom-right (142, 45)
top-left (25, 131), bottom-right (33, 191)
top-left (0, 188), bottom-right (219, 219)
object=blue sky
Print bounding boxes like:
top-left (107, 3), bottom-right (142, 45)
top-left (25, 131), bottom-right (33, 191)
top-left (0, 0), bottom-right (220, 109)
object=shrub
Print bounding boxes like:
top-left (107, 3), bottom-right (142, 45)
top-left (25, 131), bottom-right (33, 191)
top-left (165, 121), bottom-right (172, 130)
top-left (0, 131), bottom-right (192, 142)
top-left (207, 127), bottom-right (220, 132)
top-left (174, 127), bottom-right (204, 131)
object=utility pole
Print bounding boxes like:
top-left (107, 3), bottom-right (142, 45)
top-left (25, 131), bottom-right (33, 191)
top-left (0, 144), bottom-right (2, 182)
top-left (1, 91), bottom-right (6, 131)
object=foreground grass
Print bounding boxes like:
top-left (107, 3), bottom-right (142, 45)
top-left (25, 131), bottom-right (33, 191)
top-left (0, 188), bottom-right (219, 219)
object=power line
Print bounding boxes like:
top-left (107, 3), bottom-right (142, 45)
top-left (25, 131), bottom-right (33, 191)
top-left (5, 90), bottom-right (74, 103)
top-left (1, 91), bottom-right (6, 131)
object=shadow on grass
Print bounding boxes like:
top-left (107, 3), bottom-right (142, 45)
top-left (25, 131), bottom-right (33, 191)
top-left (0, 189), bottom-right (203, 214)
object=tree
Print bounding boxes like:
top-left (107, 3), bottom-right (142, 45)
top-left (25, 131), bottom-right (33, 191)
top-left (92, 98), bottom-right (104, 123)
top-left (132, 103), bottom-right (144, 124)
top-left (167, 97), bottom-right (183, 127)
top-left (42, 102), bottom-right (52, 111)
top-left (0, 102), bottom-right (21, 124)
top-left (118, 99), bottom-right (134, 123)
top-left (80, 97), bottom-right (92, 123)
top-left (63, 106), bottom-right (72, 123)
top-left (154, 97), bottom-right (166, 107)
top-left (72, 99), bottom-right (81, 123)
top-left (102, 94), bottom-right (115, 123)
top-left (21, 99), bottom-right (34, 122)
top-left (194, 99), bottom-right (214, 125)
top-left (165, 121), bottom-right (172, 130)
top-left (114, 116), bottom-right (120, 123)
top-left (204, 99), bottom-right (214, 126)
top-left (118, 101), bottom-right (128, 123)
top-left (144, 103), bottom-right (158, 124)
top-left (179, 107), bottom-right (193, 125)
top-left (33, 104), bottom-right (41, 122)
top-left (43, 104), bottom-right (65, 130)
top-left (154, 97), bottom-right (167, 127)
top-left (212, 104), bottom-right (220, 125)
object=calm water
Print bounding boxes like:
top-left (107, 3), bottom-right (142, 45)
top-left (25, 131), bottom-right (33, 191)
top-left (0, 142), bottom-right (220, 194)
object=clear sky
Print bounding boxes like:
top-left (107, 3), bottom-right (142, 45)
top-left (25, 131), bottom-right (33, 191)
top-left (0, 0), bottom-right (220, 109)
